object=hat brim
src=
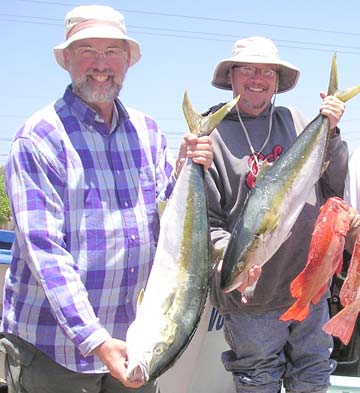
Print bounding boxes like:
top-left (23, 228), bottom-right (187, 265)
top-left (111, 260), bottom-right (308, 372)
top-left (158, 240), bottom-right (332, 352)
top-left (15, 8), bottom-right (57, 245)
top-left (53, 25), bottom-right (141, 69)
top-left (211, 56), bottom-right (300, 93)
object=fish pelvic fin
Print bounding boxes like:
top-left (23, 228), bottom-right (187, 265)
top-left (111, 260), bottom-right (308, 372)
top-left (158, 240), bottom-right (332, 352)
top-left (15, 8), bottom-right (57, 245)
top-left (327, 53), bottom-right (360, 102)
top-left (182, 90), bottom-right (239, 136)
top-left (279, 299), bottom-right (310, 322)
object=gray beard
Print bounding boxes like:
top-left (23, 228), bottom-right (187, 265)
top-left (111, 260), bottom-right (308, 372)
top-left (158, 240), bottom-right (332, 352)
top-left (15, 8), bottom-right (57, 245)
top-left (243, 97), bottom-right (267, 111)
top-left (72, 78), bottom-right (121, 103)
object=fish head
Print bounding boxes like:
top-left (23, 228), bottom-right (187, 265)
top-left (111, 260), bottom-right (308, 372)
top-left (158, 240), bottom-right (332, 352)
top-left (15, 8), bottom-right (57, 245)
top-left (220, 256), bottom-right (247, 292)
top-left (126, 359), bottom-right (149, 384)
top-left (126, 317), bottom-right (178, 382)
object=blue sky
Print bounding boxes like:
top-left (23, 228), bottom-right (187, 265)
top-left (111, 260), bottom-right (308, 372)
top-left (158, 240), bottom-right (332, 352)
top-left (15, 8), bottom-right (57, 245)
top-left (1, 0), bottom-right (360, 166)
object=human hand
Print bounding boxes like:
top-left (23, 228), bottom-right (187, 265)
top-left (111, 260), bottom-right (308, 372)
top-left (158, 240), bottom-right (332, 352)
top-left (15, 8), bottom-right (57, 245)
top-left (216, 260), bottom-right (262, 303)
top-left (345, 207), bottom-right (360, 254)
top-left (175, 133), bottom-right (213, 177)
top-left (319, 91), bottom-right (345, 133)
top-left (93, 338), bottom-right (144, 388)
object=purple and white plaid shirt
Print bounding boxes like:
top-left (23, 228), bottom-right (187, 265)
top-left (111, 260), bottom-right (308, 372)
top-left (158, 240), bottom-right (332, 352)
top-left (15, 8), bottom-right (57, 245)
top-left (1, 86), bottom-right (176, 373)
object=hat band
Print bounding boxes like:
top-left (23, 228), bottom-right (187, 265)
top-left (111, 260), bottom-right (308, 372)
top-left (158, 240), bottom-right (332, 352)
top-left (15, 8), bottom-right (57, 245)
top-left (66, 19), bottom-right (125, 39)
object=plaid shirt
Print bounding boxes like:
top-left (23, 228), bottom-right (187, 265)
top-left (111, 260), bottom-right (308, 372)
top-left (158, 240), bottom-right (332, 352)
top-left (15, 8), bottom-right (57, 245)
top-left (1, 86), bottom-right (175, 373)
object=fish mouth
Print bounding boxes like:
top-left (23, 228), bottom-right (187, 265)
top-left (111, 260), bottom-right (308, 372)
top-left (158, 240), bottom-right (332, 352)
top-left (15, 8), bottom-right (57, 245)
top-left (127, 362), bottom-right (149, 383)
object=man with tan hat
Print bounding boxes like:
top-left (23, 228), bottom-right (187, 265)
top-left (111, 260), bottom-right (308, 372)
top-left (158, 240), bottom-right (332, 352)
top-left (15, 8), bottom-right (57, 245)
top-left (205, 36), bottom-right (347, 392)
top-left (0, 5), bottom-right (213, 392)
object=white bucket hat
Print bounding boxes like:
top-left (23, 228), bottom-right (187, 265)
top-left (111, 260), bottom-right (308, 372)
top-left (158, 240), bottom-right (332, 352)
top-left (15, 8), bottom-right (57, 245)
top-left (54, 5), bottom-right (141, 69)
top-left (212, 36), bottom-right (300, 93)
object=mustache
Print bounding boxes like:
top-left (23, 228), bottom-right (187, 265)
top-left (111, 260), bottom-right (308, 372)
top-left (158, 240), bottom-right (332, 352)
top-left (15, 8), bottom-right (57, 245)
top-left (86, 69), bottom-right (114, 76)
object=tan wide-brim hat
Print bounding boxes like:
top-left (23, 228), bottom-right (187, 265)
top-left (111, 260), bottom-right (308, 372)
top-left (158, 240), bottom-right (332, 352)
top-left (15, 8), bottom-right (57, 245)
top-left (54, 5), bottom-right (141, 70)
top-left (212, 36), bottom-right (300, 93)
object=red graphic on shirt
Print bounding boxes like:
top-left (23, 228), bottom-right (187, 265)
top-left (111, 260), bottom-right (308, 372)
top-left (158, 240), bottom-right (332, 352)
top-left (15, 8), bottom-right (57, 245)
top-left (245, 145), bottom-right (283, 189)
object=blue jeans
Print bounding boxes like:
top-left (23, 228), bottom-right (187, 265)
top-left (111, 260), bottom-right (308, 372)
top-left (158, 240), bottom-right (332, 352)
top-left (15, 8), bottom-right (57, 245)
top-left (222, 299), bottom-right (335, 393)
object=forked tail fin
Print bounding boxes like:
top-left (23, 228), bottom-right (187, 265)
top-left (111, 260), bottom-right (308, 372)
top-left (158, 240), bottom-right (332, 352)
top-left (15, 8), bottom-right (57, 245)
top-left (322, 306), bottom-right (358, 346)
top-left (182, 90), bottom-right (239, 136)
top-left (280, 299), bottom-right (310, 322)
top-left (327, 53), bottom-right (338, 96)
top-left (328, 53), bottom-right (360, 102)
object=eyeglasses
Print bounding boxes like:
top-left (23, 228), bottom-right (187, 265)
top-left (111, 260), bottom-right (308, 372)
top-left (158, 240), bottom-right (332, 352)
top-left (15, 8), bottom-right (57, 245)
top-left (74, 46), bottom-right (128, 60)
top-left (234, 66), bottom-right (277, 79)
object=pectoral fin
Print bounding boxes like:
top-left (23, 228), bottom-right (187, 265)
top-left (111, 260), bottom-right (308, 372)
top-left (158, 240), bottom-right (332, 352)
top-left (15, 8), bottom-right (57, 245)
top-left (161, 292), bottom-right (176, 315)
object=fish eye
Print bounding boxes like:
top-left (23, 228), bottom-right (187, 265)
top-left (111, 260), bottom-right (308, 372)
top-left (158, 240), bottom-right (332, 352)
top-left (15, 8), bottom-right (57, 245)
top-left (154, 342), bottom-right (166, 355)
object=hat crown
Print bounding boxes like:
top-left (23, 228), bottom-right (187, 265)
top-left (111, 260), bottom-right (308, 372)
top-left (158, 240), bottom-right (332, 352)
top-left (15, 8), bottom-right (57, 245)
top-left (64, 5), bottom-right (127, 38)
top-left (232, 36), bottom-right (279, 60)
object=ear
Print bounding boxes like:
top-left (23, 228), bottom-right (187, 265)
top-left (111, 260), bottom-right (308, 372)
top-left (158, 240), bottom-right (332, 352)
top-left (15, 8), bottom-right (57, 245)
top-left (63, 48), bottom-right (71, 70)
top-left (226, 69), bottom-right (233, 87)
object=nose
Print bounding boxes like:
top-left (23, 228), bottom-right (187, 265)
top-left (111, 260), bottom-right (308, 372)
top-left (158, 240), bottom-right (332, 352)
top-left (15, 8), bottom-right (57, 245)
top-left (91, 56), bottom-right (108, 70)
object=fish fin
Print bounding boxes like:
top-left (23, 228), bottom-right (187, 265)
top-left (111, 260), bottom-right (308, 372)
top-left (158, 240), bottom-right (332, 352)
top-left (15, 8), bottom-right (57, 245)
top-left (137, 288), bottom-right (145, 310)
top-left (319, 160), bottom-right (330, 177)
top-left (289, 273), bottom-right (305, 298)
top-left (327, 53), bottom-right (338, 96)
top-left (157, 199), bottom-right (167, 218)
top-left (280, 300), bottom-right (310, 321)
top-left (162, 292), bottom-right (176, 314)
top-left (336, 85), bottom-right (360, 103)
top-left (182, 90), bottom-right (239, 136)
top-left (322, 307), bottom-right (357, 346)
top-left (312, 283), bottom-right (329, 304)
top-left (327, 53), bottom-right (360, 103)
top-left (210, 245), bottom-right (225, 271)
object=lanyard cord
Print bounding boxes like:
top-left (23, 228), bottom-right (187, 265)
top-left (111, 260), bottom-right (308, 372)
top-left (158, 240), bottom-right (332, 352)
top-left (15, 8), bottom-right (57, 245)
top-left (235, 103), bottom-right (275, 169)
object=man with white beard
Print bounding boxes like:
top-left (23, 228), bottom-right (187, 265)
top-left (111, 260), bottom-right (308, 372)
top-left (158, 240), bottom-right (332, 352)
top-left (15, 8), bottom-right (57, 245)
top-left (0, 5), bottom-right (213, 393)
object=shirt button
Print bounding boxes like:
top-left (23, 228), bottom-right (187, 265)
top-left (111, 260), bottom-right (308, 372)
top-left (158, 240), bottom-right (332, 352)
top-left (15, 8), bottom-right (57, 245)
top-left (130, 267), bottom-right (134, 273)
top-left (131, 235), bottom-right (136, 240)
top-left (124, 201), bottom-right (128, 207)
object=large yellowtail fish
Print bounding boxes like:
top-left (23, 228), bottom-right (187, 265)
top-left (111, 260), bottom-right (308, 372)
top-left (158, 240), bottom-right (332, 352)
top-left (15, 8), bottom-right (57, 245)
top-left (126, 92), bottom-right (239, 383)
top-left (221, 54), bottom-right (360, 294)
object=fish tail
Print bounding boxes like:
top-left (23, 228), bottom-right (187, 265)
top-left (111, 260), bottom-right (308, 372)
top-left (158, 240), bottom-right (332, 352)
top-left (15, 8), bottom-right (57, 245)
top-left (327, 53), bottom-right (360, 103)
top-left (322, 307), bottom-right (357, 346)
top-left (327, 53), bottom-right (338, 96)
top-left (280, 300), bottom-right (310, 322)
top-left (182, 91), bottom-right (239, 136)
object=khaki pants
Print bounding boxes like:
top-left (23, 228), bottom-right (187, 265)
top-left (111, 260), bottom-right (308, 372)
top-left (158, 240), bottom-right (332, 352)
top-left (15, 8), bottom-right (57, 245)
top-left (0, 334), bottom-right (159, 393)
